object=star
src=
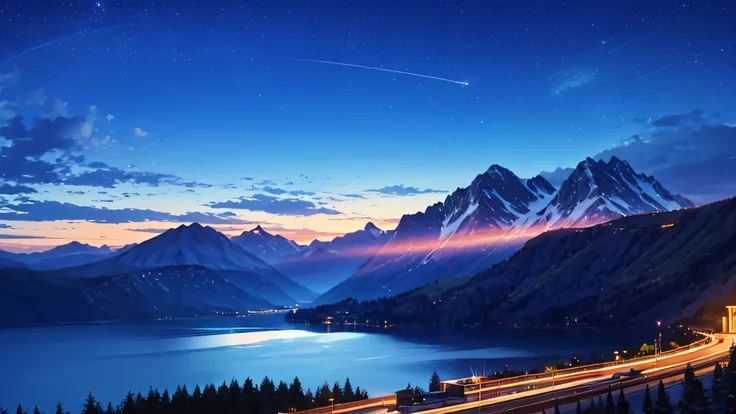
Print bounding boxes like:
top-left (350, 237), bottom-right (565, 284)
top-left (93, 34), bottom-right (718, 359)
top-left (106, 114), bottom-right (114, 122)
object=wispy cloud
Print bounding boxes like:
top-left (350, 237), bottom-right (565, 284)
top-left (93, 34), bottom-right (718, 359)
top-left (366, 184), bottom-right (445, 196)
top-left (551, 69), bottom-right (597, 95)
top-left (208, 194), bottom-right (342, 216)
top-left (133, 127), bottom-right (148, 137)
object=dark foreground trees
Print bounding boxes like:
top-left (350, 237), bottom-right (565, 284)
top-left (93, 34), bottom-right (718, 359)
top-left (1, 376), bottom-right (368, 414)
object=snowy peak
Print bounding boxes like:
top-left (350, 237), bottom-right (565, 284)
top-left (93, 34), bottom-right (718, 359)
top-left (535, 156), bottom-right (694, 229)
top-left (230, 224), bottom-right (301, 264)
top-left (525, 175), bottom-right (556, 197)
top-left (117, 223), bottom-right (269, 270)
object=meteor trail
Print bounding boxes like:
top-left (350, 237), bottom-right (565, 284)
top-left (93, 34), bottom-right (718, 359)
top-left (0, 23), bottom-right (135, 67)
top-left (289, 58), bottom-right (469, 86)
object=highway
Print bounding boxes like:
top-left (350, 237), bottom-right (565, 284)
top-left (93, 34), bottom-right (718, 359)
top-left (413, 333), bottom-right (732, 414)
top-left (295, 333), bottom-right (733, 414)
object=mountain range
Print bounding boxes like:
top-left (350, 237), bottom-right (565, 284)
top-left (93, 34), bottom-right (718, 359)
top-left (0, 156), bottom-right (699, 327)
top-left (287, 196), bottom-right (736, 328)
top-left (314, 156), bottom-right (694, 305)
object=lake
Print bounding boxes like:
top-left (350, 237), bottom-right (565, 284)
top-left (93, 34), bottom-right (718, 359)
top-left (0, 315), bottom-right (655, 412)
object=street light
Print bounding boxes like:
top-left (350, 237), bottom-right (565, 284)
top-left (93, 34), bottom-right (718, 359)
top-left (329, 398), bottom-right (335, 414)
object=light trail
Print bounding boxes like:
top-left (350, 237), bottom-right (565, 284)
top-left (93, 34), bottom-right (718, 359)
top-left (289, 58), bottom-right (469, 86)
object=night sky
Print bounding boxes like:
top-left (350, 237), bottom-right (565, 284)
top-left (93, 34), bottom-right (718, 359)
top-left (1, 0), bottom-right (735, 250)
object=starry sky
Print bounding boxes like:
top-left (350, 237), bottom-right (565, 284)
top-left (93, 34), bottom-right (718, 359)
top-left (1, 0), bottom-right (735, 251)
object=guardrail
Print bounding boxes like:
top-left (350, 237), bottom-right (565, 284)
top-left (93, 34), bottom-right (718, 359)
top-left (294, 333), bottom-right (715, 414)
top-left (464, 334), bottom-right (713, 391)
top-left (295, 395), bottom-right (396, 414)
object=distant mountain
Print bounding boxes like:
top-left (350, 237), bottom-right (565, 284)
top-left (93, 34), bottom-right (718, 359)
top-left (0, 255), bottom-right (27, 269)
top-left (276, 222), bottom-right (390, 293)
top-left (231, 225), bottom-right (302, 264)
top-left (1, 242), bottom-right (115, 270)
top-left (0, 265), bottom-right (272, 328)
top-left (56, 223), bottom-right (317, 305)
top-left (532, 157), bottom-right (695, 230)
top-left (288, 197), bottom-right (736, 328)
top-left (314, 157), bottom-right (692, 305)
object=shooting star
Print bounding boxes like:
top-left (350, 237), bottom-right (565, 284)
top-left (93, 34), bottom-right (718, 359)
top-left (607, 23), bottom-right (671, 55)
top-left (289, 58), bottom-right (469, 86)
top-left (0, 23), bottom-right (136, 67)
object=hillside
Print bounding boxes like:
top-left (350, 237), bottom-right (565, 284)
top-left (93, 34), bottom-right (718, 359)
top-left (289, 197), bottom-right (736, 328)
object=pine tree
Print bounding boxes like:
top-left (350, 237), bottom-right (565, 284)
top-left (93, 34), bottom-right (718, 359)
top-left (55, 402), bottom-right (65, 414)
top-left (104, 402), bottom-right (114, 414)
top-left (597, 395), bottom-right (605, 413)
top-left (654, 379), bottom-right (672, 414)
top-left (643, 384), bottom-right (653, 414)
top-left (583, 398), bottom-right (596, 414)
top-left (605, 386), bottom-right (615, 414)
top-left (616, 388), bottom-right (630, 414)
top-left (120, 392), bottom-right (135, 414)
top-left (678, 364), bottom-right (709, 413)
top-left (82, 392), bottom-right (100, 414)
top-left (712, 363), bottom-right (726, 412)
top-left (343, 378), bottom-right (355, 402)
top-left (332, 381), bottom-right (343, 403)
top-left (161, 389), bottom-right (171, 414)
top-left (575, 400), bottom-right (582, 414)
top-left (429, 371), bottom-right (442, 392)
top-left (554, 403), bottom-right (561, 414)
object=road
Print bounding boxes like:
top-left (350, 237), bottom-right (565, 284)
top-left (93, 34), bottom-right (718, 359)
top-left (416, 333), bottom-right (732, 414)
top-left (295, 333), bottom-right (733, 414)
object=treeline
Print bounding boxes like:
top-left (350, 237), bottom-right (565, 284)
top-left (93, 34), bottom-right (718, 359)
top-left (1, 376), bottom-right (369, 414)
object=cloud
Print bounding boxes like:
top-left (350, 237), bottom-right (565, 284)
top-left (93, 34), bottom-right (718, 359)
top-left (263, 186), bottom-right (287, 195)
top-left (0, 224), bottom-right (11, 229)
top-left (340, 193), bottom-right (365, 199)
top-left (87, 161), bottom-right (110, 169)
top-left (289, 190), bottom-right (316, 196)
top-left (133, 127), bottom-right (148, 137)
top-left (592, 112), bottom-right (736, 203)
top-left (551, 69), bottom-right (597, 95)
top-left (64, 167), bottom-right (180, 188)
top-left (648, 109), bottom-right (707, 128)
top-left (0, 234), bottom-right (50, 239)
top-left (0, 183), bottom-right (38, 195)
top-left (208, 193), bottom-right (342, 216)
top-left (366, 184), bottom-right (445, 196)
top-left (0, 200), bottom-right (251, 225)
top-left (25, 89), bottom-right (47, 107)
top-left (241, 177), bottom-right (254, 181)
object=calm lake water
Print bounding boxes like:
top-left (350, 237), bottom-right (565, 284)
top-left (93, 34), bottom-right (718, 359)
top-left (0, 315), bottom-right (654, 412)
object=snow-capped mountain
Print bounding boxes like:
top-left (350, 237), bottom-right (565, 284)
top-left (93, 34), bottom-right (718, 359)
top-left (59, 223), bottom-right (317, 305)
top-left (314, 166), bottom-right (557, 305)
top-left (231, 225), bottom-right (302, 264)
top-left (276, 222), bottom-right (391, 293)
top-left (532, 157), bottom-right (695, 229)
top-left (115, 223), bottom-right (270, 270)
top-left (315, 157), bottom-right (692, 305)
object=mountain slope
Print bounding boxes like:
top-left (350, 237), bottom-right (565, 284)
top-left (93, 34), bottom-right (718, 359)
top-left (314, 157), bottom-right (693, 306)
top-left (0, 255), bottom-right (27, 269)
top-left (276, 223), bottom-right (390, 293)
top-left (231, 225), bottom-right (302, 264)
top-left (291, 197), bottom-right (736, 328)
top-left (55, 223), bottom-right (317, 305)
top-left (0, 265), bottom-right (272, 328)
top-left (313, 166), bottom-right (557, 304)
